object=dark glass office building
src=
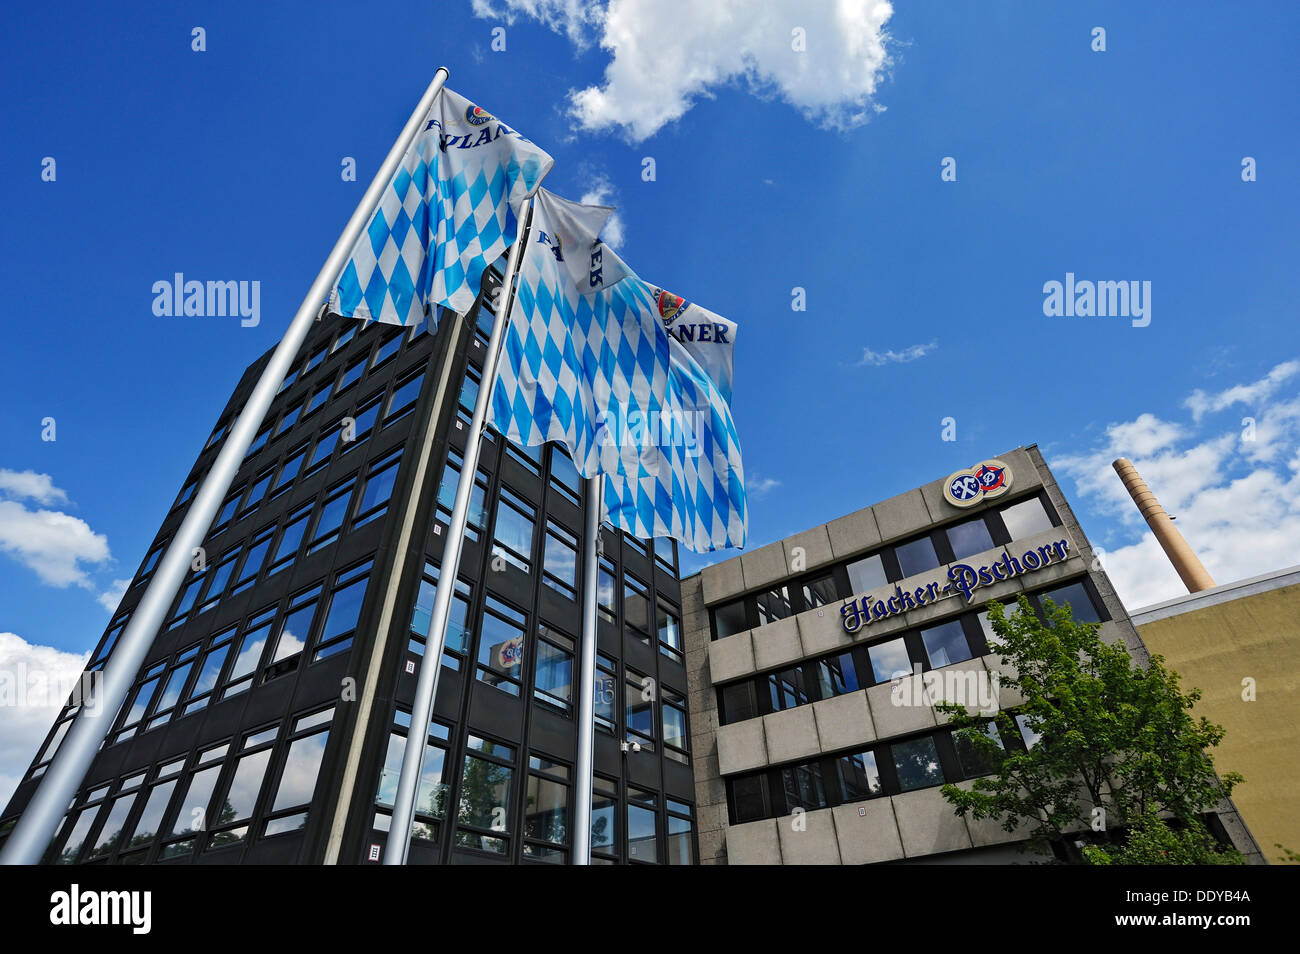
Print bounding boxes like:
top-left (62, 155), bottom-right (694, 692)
top-left (0, 272), bottom-right (698, 865)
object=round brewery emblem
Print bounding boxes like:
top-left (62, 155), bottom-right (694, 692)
top-left (466, 104), bottom-right (494, 125)
top-left (653, 288), bottom-right (687, 325)
top-left (943, 459), bottom-right (1013, 508)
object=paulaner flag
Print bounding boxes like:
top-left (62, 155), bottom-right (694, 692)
top-left (329, 87), bottom-right (553, 326)
top-left (490, 188), bottom-right (671, 478)
top-left (602, 287), bottom-right (746, 553)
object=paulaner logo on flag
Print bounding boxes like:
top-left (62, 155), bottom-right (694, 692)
top-left (491, 188), bottom-right (670, 479)
top-left (329, 87), bottom-right (553, 326)
top-left (652, 288), bottom-right (737, 404)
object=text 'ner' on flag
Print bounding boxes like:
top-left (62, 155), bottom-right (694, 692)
top-left (329, 86), bottom-right (553, 327)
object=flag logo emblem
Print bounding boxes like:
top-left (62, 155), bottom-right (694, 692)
top-left (654, 288), bottom-right (687, 324)
top-left (466, 104), bottom-right (494, 125)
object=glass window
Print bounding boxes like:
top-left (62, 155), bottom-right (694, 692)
top-left (591, 777), bottom-right (618, 859)
top-left (224, 610), bottom-right (273, 697)
top-left (239, 470), bottom-right (275, 516)
top-left (1039, 581), bottom-right (1101, 624)
top-left (167, 764), bottom-right (221, 840)
top-left (126, 779), bottom-right (178, 851)
top-left (316, 572), bottom-right (369, 660)
top-left (847, 553), bottom-right (888, 594)
top-left (176, 480), bottom-right (197, 509)
top-left (338, 356), bottom-right (366, 393)
top-left (713, 598), bottom-right (747, 639)
top-left (386, 370), bottom-right (424, 421)
top-left (457, 369), bottom-right (480, 420)
top-left (721, 681), bottom-right (757, 724)
top-left (895, 535), bottom-right (940, 578)
top-left (1000, 496), bottom-right (1054, 540)
top-left (657, 601), bottom-right (681, 659)
top-left (372, 331), bottom-right (402, 368)
top-left (304, 344), bottom-right (327, 374)
top-left (542, 521), bottom-right (578, 597)
top-left (802, 573), bottom-right (838, 609)
top-left (275, 402), bottom-right (301, 436)
top-left (355, 451), bottom-right (401, 525)
top-left (310, 479), bottom-right (356, 552)
top-left (837, 751), bottom-right (882, 801)
top-left (976, 609), bottom-right (998, 645)
top-left (305, 426), bottom-right (340, 474)
top-left (662, 690), bottom-right (688, 762)
top-left (624, 575), bottom-right (650, 642)
top-left (548, 446), bottom-right (581, 503)
top-left (271, 595), bottom-right (317, 664)
top-left (477, 598), bottom-right (526, 694)
top-left (524, 758), bottom-right (569, 848)
top-left (212, 748), bottom-right (272, 840)
top-left (332, 325), bottom-right (355, 353)
top-left (666, 803), bottom-right (694, 865)
top-left (654, 536), bottom-right (678, 574)
top-left (891, 736), bottom-right (945, 792)
top-left (344, 396), bottom-right (382, 451)
top-left (534, 625), bottom-right (574, 712)
top-left (270, 727), bottom-right (331, 813)
top-left (491, 489), bottom-right (535, 571)
top-left (272, 444), bottom-right (308, 496)
top-left (867, 637), bottom-right (912, 684)
top-left (596, 558), bottom-right (616, 624)
top-left (1015, 713), bottom-right (1042, 749)
top-left (182, 631), bottom-right (233, 715)
top-left (247, 426), bottom-right (271, 458)
top-left (626, 672), bottom-right (654, 746)
top-left (269, 506), bottom-right (311, 573)
top-left (755, 585), bottom-right (793, 626)
top-left (307, 382), bottom-right (331, 416)
top-left (86, 792), bottom-right (137, 858)
top-left (212, 492), bottom-right (241, 534)
top-left (55, 806), bottom-right (101, 864)
top-left (768, 667), bottom-right (809, 711)
top-left (817, 651), bottom-right (860, 698)
top-left (594, 655), bottom-right (617, 732)
top-left (505, 439), bottom-right (542, 475)
top-left (435, 450), bottom-right (488, 540)
top-left (732, 775), bottom-right (768, 824)
top-left (782, 763), bottom-right (827, 812)
top-left (376, 713), bottom-right (449, 837)
top-left (946, 516), bottom-right (995, 561)
top-left (920, 619), bottom-right (973, 668)
top-left (627, 788), bottom-right (658, 864)
top-left (456, 747), bottom-right (514, 854)
top-left (953, 722), bottom-right (1004, 778)
top-left (409, 567), bottom-right (472, 662)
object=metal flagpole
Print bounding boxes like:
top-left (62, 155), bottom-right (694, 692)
top-left (383, 196), bottom-right (535, 865)
top-left (0, 68), bottom-right (451, 866)
top-left (572, 475), bottom-right (603, 864)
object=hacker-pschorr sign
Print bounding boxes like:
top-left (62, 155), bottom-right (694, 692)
top-left (840, 537), bottom-right (1071, 633)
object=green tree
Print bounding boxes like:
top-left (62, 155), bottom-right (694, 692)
top-left (936, 595), bottom-right (1243, 864)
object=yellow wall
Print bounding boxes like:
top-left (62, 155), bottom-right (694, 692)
top-left (1137, 582), bottom-right (1300, 864)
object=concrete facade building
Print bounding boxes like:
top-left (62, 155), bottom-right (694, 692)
top-left (681, 445), bottom-right (1262, 865)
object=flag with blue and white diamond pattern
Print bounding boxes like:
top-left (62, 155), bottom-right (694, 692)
top-left (328, 86), bottom-right (553, 325)
top-left (490, 188), bottom-right (671, 481)
top-left (601, 331), bottom-right (748, 553)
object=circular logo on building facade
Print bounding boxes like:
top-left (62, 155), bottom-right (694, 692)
top-left (943, 459), bottom-right (1013, 508)
top-left (466, 104), bottom-right (494, 125)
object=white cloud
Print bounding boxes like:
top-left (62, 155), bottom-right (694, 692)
top-left (1053, 361), bottom-right (1300, 609)
top-left (857, 339), bottom-right (937, 367)
top-left (579, 176), bottom-right (625, 248)
top-left (474, 0), bottom-right (895, 141)
top-left (748, 473), bottom-right (782, 498)
top-left (0, 469), bottom-right (69, 506)
top-left (0, 632), bottom-right (91, 808)
top-left (97, 578), bottom-right (132, 614)
top-left (1185, 359), bottom-right (1300, 422)
top-left (0, 499), bottom-right (111, 588)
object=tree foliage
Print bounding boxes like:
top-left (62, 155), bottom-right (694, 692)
top-left (936, 595), bottom-right (1243, 864)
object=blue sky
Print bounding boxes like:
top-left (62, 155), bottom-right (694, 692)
top-left (1, 1), bottom-right (1298, 796)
